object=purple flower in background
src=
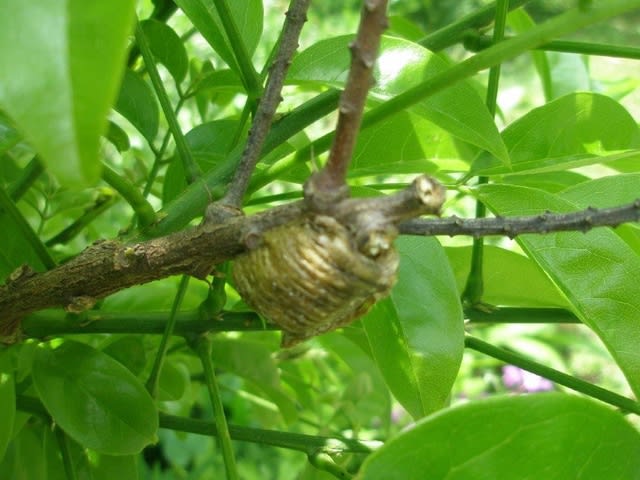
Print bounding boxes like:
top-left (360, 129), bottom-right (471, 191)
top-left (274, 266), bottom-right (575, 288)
top-left (502, 365), bottom-right (554, 392)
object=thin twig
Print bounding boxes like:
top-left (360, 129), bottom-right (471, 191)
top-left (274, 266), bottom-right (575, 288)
top-left (158, 412), bottom-right (382, 454)
top-left (101, 163), bottom-right (156, 228)
top-left (304, 0), bottom-right (389, 209)
top-left (195, 335), bottom-right (240, 480)
top-left (220, 0), bottom-right (311, 209)
top-left (419, 0), bottom-right (531, 51)
top-left (465, 335), bottom-right (640, 415)
top-left (135, 20), bottom-right (198, 183)
top-left (399, 200), bottom-right (640, 237)
top-left (212, 0), bottom-right (262, 97)
top-left (146, 275), bottom-right (190, 396)
top-left (462, 0), bottom-right (509, 305)
top-left (465, 33), bottom-right (640, 60)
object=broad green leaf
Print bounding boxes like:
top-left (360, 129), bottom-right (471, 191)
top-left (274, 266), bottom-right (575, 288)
top-left (0, 114), bottom-right (22, 157)
top-left (114, 69), bottom-right (160, 144)
top-left (163, 120), bottom-right (240, 203)
top-left (357, 393), bottom-right (640, 480)
top-left (471, 93), bottom-right (640, 176)
top-left (210, 337), bottom-right (297, 424)
top-left (102, 336), bottom-right (147, 376)
top-left (141, 20), bottom-right (189, 84)
top-left (44, 427), bottom-right (139, 480)
top-left (0, 351), bottom-right (15, 462)
top-left (0, 208), bottom-right (48, 283)
top-left (349, 111), bottom-right (466, 177)
top-left (560, 174), bottom-right (640, 255)
top-left (32, 340), bottom-right (158, 455)
top-left (0, 424), bottom-right (46, 480)
top-left (158, 359), bottom-right (189, 402)
top-left (0, 0), bottom-right (136, 186)
top-left (446, 245), bottom-right (569, 308)
top-left (77, 449), bottom-right (139, 480)
top-left (560, 173), bottom-right (640, 208)
top-left (189, 69), bottom-right (244, 97)
top-left (175, 0), bottom-right (263, 75)
top-left (105, 121), bottom-right (130, 152)
top-left (478, 184), bottom-right (640, 398)
top-left (504, 170), bottom-right (588, 193)
top-left (362, 237), bottom-right (464, 419)
top-left (288, 35), bottom-right (509, 165)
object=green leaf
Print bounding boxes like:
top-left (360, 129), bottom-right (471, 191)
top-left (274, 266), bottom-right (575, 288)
top-left (32, 340), bottom-right (158, 455)
top-left (44, 427), bottom-right (139, 480)
top-left (210, 337), bottom-right (297, 424)
top-left (141, 20), bottom-right (189, 84)
top-left (0, 351), bottom-right (15, 463)
top-left (114, 69), bottom-right (160, 144)
top-left (446, 245), bottom-right (569, 307)
top-left (560, 173), bottom-right (640, 208)
top-left (0, 0), bottom-right (136, 186)
top-left (560, 174), bottom-right (640, 255)
top-left (0, 424), bottom-right (46, 480)
top-left (357, 393), bottom-right (640, 480)
top-left (288, 35), bottom-right (508, 164)
top-left (478, 184), bottom-right (640, 398)
top-left (77, 449), bottom-right (139, 480)
top-left (105, 121), bottom-right (130, 152)
top-left (163, 120), bottom-right (240, 203)
top-left (102, 336), bottom-right (147, 376)
top-left (158, 359), bottom-right (189, 402)
top-left (362, 237), bottom-right (464, 419)
top-left (504, 171), bottom-right (588, 193)
top-left (349, 111), bottom-right (466, 177)
top-left (470, 92), bottom-right (640, 176)
top-left (0, 114), bottom-right (22, 157)
top-left (175, 0), bottom-right (263, 75)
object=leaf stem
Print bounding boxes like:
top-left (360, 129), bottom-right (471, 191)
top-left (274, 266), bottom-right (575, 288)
top-left (194, 335), bottom-right (239, 480)
top-left (462, 0), bottom-right (509, 306)
top-left (145, 275), bottom-right (190, 396)
top-left (158, 412), bottom-right (382, 454)
top-left (54, 428), bottom-right (78, 480)
top-left (465, 335), bottom-right (640, 415)
top-left (100, 163), bottom-right (156, 228)
top-left (466, 34), bottom-right (640, 60)
top-left (134, 20), bottom-right (198, 184)
top-left (21, 310), bottom-right (268, 337)
top-left (465, 307), bottom-right (580, 324)
top-left (419, 0), bottom-right (531, 51)
top-left (7, 156), bottom-right (44, 201)
top-left (220, 0), bottom-right (312, 209)
top-left (0, 186), bottom-right (56, 270)
top-left (211, 0), bottom-right (262, 98)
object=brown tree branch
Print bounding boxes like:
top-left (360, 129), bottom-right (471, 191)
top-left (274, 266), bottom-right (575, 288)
top-left (2, 185), bottom-right (638, 341)
top-left (400, 200), bottom-right (640, 237)
top-left (0, 176), bottom-right (443, 341)
top-left (220, 0), bottom-right (311, 209)
top-left (304, 0), bottom-right (389, 209)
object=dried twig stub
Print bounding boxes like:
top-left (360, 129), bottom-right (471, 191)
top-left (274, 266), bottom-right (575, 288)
top-left (232, 214), bottom-right (399, 347)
